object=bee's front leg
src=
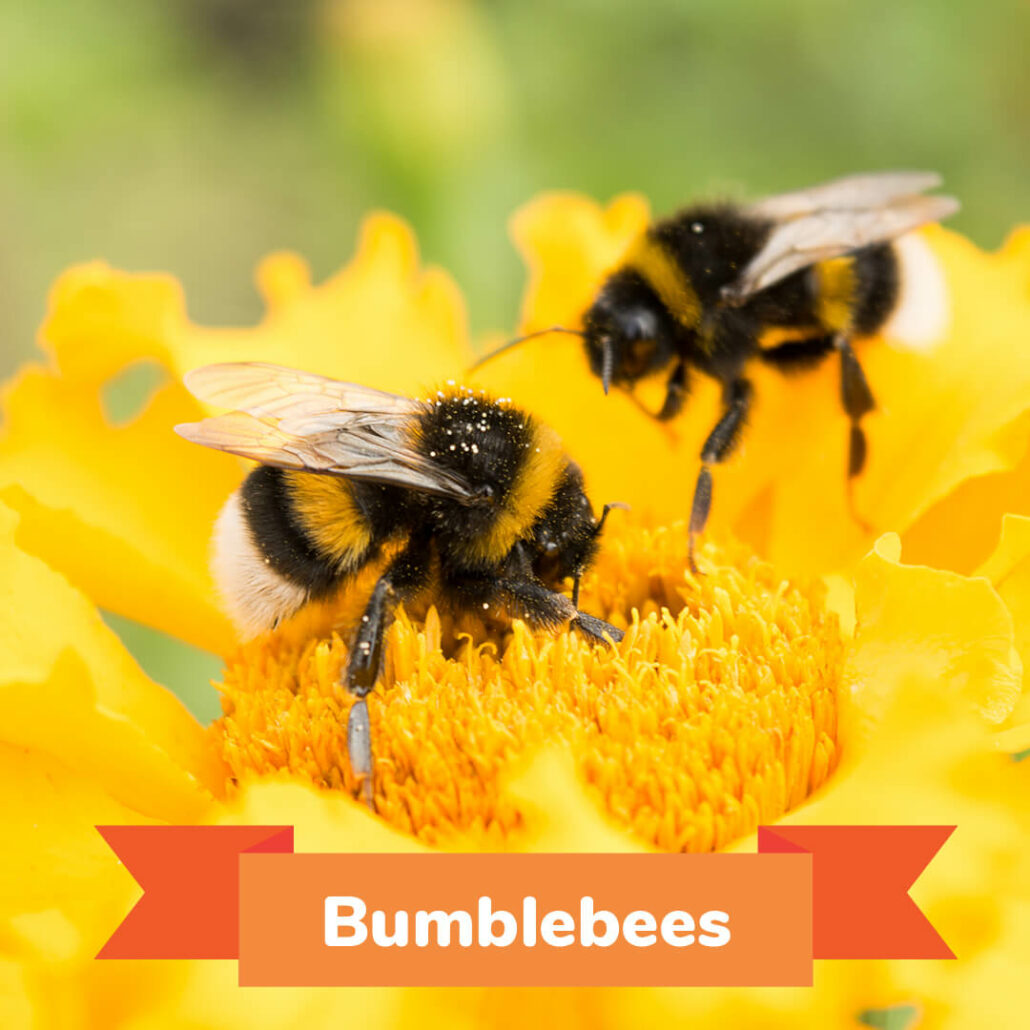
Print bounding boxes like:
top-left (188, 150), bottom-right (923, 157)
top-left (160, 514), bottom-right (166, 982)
top-left (497, 576), bottom-right (624, 646)
top-left (344, 576), bottom-right (396, 811)
top-left (689, 377), bottom-right (753, 573)
top-left (657, 360), bottom-right (689, 421)
top-left (448, 570), bottom-right (622, 645)
top-left (343, 540), bottom-right (429, 811)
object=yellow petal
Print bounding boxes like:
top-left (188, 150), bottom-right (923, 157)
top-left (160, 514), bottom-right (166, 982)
top-left (784, 681), bottom-right (1030, 1029)
top-left (0, 215), bottom-right (469, 655)
top-left (0, 501), bottom-right (221, 819)
top-left (975, 513), bottom-right (1030, 744)
top-left (40, 261), bottom-right (184, 385)
top-left (935, 900), bottom-right (1030, 1030)
top-left (0, 365), bottom-right (238, 654)
top-left (0, 744), bottom-right (146, 965)
top-left (900, 409), bottom-right (1030, 575)
top-left (0, 959), bottom-right (33, 1030)
top-left (739, 534), bottom-right (1030, 1027)
top-left (505, 748), bottom-right (648, 853)
top-left (787, 536), bottom-right (1030, 1013)
top-left (975, 513), bottom-right (1030, 658)
top-left (220, 775), bottom-right (427, 855)
top-left (844, 533), bottom-right (1021, 746)
top-left (479, 195), bottom-right (1030, 579)
top-left (511, 191), bottom-right (651, 331)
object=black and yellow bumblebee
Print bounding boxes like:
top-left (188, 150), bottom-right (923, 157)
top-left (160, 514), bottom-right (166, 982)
top-left (474, 172), bottom-right (959, 566)
top-left (175, 362), bottom-right (622, 803)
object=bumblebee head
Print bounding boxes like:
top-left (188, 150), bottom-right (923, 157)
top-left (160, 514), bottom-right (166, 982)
top-left (530, 464), bottom-right (625, 595)
top-left (582, 272), bottom-right (677, 393)
top-left (467, 272), bottom-right (676, 395)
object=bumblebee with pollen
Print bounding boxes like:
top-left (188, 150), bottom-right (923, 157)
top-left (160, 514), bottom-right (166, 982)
top-left (175, 362), bottom-right (622, 804)
top-left (474, 171), bottom-right (959, 567)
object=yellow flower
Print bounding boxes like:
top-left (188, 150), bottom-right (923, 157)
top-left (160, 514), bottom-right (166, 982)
top-left (1, 195), bottom-right (1029, 1028)
top-left (218, 529), bottom-right (846, 851)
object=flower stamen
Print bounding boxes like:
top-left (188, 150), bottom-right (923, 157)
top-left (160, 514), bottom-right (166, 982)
top-left (215, 521), bottom-right (844, 852)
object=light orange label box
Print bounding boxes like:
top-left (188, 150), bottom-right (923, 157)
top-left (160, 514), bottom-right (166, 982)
top-left (238, 852), bottom-right (812, 987)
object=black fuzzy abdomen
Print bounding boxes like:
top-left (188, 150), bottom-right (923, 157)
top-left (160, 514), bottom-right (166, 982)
top-left (238, 469), bottom-right (413, 600)
top-left (240, 466), bottom-right (341, 597)
top-left (745, 266), bottom-right (819, 328)
top-left (850, 244), bottom-right (899, 336)
top-left (751, 242), bottom-right (900, 337)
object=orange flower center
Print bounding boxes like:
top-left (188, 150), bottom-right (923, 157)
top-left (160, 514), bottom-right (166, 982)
top-left (214, 520), bottom-right (844, 851)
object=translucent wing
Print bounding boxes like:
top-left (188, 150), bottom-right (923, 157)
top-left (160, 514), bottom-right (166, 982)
top-left (745, 171), bottom-right (945, 220)
top-left (723, 172), bottom-right (959, 303)
top-left (183, 361), bottom-right (418, 421)
top-left (176, 362), bottom-right (479, 502)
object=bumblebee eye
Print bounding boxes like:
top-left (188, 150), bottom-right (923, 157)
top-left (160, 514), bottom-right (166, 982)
top-left (544, 541), bottom-right (559, 556)
top-left (620, 307), bottom-right (659, 341)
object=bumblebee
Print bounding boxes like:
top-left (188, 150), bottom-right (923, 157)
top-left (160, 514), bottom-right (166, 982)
top-left (474, 172), bottom-right (959, 566)
top-left (175, 362), bottom-right (622, 803)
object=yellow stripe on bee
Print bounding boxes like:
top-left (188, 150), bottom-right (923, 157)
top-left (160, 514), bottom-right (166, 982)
top-left (284, 471), bottom-right (373, 569)
top-left (814, 256), bottom-right (857, 334)
top-left (466, 421), bottom-right (567, 564)
top-left (625, 233), bottom-right (701, 329)
top-left (757, 325), bottom-right (822, 350)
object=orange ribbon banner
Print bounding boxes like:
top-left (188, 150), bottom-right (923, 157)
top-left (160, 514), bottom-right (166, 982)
top-left (97, 824), bottom-right (954, 986)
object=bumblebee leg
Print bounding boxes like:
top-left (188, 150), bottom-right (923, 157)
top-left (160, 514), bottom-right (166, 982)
top-left (657, 360), bottom-right (689, 421)
top-left (498, 576), bottom-right (624, 645)
top-left (343, 541), bottom-right (430, 810)
top-left (836, 336), bottom-right (876, 528)
top-left (447, 571), bottom-right (623, 645)
top-left (570, 610), bottom-right (624, 645)
top-left (344, 576), bottom-right (395, 811)
top-left (689, 378), bottom-right (753, 572)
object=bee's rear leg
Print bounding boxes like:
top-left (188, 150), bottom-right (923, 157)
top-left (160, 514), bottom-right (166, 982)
top-left (689, 378), bottom-right (752, 572)
top-left (836, 336), bottom-right (876, 531)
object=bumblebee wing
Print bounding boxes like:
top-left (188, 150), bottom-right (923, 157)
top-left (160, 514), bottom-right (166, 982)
top-left (176, 411), bottom-right (479, 500)
top-left (183, 361), bottom-right (419, 421)
top-left (176, 363), bottom-right (478, 501)
top-left (725, 173), bottom-right (959, 302)
top-left (745, 171), bottom-right (945, 220)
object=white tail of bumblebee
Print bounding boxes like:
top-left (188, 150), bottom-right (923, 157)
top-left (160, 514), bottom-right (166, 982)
top-left (212, 488), bottom-right (308, 639)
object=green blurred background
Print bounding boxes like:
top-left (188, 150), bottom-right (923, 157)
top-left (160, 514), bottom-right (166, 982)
top-left (2, 0), bottom-right (1028, 720)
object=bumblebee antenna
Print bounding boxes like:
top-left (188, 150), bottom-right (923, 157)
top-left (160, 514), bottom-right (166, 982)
top-left (571, 502), bottom-right (630, 608)
top-left (468, 325), bottom-right (584, 372)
